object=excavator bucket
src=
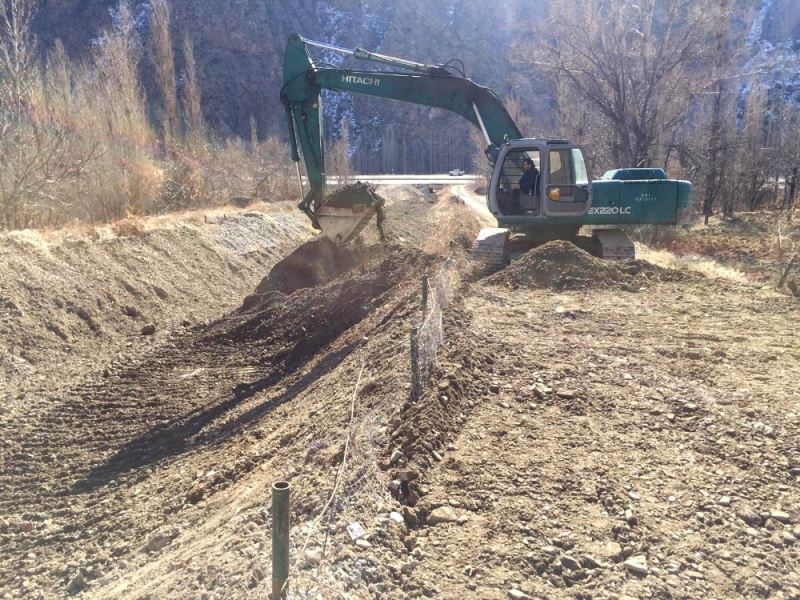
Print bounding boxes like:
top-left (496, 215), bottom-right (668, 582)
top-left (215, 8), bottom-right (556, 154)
top-left (316, 182), bottom-right (386, 244)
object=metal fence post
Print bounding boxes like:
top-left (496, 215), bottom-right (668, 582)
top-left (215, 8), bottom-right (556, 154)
top-left (410, 326), bottom-right (421, 401)
top-left (271, 481), bottom-right (290, 600)
top-left (421, 276), bottom-right (429, 312)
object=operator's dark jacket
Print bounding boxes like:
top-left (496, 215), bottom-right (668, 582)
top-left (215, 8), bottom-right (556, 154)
top-left (519, 168), bottom-right (539, 195)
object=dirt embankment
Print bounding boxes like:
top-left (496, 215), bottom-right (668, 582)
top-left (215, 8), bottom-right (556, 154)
top-left (488, 240), bottom-right (694, 291)
top-left (0, 211), bottom-right (312, 399)
top-left (640, 211), bottom-right (800, 289)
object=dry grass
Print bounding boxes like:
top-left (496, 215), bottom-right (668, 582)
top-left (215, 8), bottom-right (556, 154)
top-left (0, 0), bottom-right (294, 232)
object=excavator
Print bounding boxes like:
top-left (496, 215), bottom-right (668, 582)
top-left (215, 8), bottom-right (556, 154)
top-left (281, 34), bottom-right (693, 264)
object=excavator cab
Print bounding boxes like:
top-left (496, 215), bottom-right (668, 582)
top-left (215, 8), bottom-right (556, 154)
top-left (488, 139), bottom-right (592, 228)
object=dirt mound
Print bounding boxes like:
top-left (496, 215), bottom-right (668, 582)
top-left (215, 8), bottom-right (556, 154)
top-left (219, 245), bottom-right (435, 346)
top-left (252, 237), bottom-right (370, 296)
top-left (487, 240), bottom-right (692, 291)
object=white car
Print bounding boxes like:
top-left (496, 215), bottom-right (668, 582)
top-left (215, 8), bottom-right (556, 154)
top-left (448, 169), bottom-right (465, 176)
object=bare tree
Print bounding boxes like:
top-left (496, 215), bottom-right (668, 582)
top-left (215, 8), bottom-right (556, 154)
top-left (0, 0), bottom-right (36, 114)
top-left (181, 33), bottom-right (204, 141)
top-left (328, 118), bottom-right (352, 184)
top-left (149, 0), bottom-right (178, 142)
top-left (250, 114), bottom-right (258, 154)
top-left (700, 0), bottom-right (734, 224)
top-left (0, 0), bottom-right (98, 228)
top-left (530, 0), bottom-right (708, 169)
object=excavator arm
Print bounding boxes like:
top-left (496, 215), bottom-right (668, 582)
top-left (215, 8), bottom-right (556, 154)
top-left (281, 33), bottom-right (521, 237)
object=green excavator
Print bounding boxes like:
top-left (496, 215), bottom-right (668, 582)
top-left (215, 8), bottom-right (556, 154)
top-left (281, 34), bottom-right (692, 263)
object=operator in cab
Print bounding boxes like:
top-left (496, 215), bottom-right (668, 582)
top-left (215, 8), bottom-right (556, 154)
top-left (509, 158), bottom-right (539, 214)
top-left (519, 158), bottom-right (539, 196)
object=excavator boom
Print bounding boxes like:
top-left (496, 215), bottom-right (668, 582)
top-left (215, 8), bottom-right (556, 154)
top-left (281, 33), bottom-right (520, 241)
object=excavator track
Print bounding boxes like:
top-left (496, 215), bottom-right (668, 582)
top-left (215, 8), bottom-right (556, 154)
top-left (592, 228), bottom-right (636, 260)
top-left (470, 228), bottom-right (510, 271)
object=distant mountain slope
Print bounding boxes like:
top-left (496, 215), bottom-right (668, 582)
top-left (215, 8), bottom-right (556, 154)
top-left (30, 0), bottom-right (800, 166)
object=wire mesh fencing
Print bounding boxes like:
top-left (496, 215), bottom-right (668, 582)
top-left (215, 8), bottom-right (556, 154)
top-left (264, 401), bottom-right (391, 599)
top-left (411, 258), bottom-right (458, 400)
top-left (262, 257), bottom-right (461, 598)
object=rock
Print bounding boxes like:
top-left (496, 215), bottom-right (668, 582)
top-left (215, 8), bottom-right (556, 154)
top-left (770, 510), bottom-right (791, 524)
top-left (122, 305), bottom-right (140, 318)
top-left (355, 539), bottom-right (372, 549)
top-left (390, 449), bottom-right (403, 465)
top-left (685, 570), bottom-right (704, 580)
top-left (401, 560), bottom-right (419, 575)
top-left (624, 555), bottom-right (648, 576)
top-left (346, 522), bottom-right (366, 540)
top-left (717, 496), bottom-right (732, 507)
top-left (87, 565), bottom-right (104, 580)
top-left (389, 511), bottom-right (404, 525)
top-left (397, 469), bottom-right (419, 482)
top-left (388, 479), bottom-right (401, 493)
top-left (790, 467), bottom-right (800, 477)
top-left (625, 509), bottom-right (638, 526)
top-left (737, 509), bottom-right (762, 527)
top-left (541, 545), bottom-right (558, 556)
top-left (140, 323), bottom-right (156, 336)
top-left (186, 485), bottom-right (205, 504)
top-left (402, 506), bottom-right (419, 529)
top-left (782, 532), bottom-right (796, 545)
top-left (560, 555), bottom-right (581, 571)
top-left (427, 506), bottom-right (460, 525)
top-left (556, 390), bottom-right (577, 399)
top-left (508, 590), bottom-right (531, 600)
top-left (67, 573), bottom-right (87, 595)
top-left (580, 554), bottom-right (603, 569)
top-left (142, 531), bottom-right (174, 553)
top-left (304, 549), bottom-right (322, 566)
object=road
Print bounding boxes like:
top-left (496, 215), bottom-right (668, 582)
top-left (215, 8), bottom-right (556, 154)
top-left (304, 174), bottom-right (483, 186)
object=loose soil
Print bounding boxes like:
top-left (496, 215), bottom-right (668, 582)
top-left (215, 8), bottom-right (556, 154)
top-left (488, 241), bottom-right (692, 291)
top-left (1, 188), bottom-right (798, 600)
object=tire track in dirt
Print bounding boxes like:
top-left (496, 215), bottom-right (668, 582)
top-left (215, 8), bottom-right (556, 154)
top-left (1, 186), bottom-right (466, 598)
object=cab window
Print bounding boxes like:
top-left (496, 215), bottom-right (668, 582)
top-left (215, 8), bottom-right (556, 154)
top-left (495, 149), bottom-right (541, 215)
top-left (549, 149), bottom-right (571, 185)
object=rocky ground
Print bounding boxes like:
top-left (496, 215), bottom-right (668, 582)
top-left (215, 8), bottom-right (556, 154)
top-left (1, 188), bottom-right (798, 599)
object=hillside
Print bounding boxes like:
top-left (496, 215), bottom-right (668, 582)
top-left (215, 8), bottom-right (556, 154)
top-left (30, 0), bottom-right (798, 167)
